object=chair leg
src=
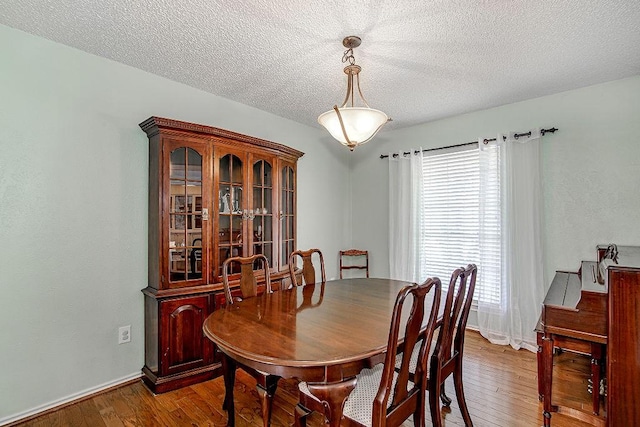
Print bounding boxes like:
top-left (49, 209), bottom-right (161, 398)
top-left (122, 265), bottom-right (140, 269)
top-left (294, 403), bottom-right (312, 427)
top-left (256, 375), bottom-right (280, 427)
top-left (413, 392), bottom-right (426, 427)
top-left (453, 360), bottom-right (473, 426)
top-left (429, 377), bottom-right (443, 427)
top-left (439, 382), bottom-right (452, 407)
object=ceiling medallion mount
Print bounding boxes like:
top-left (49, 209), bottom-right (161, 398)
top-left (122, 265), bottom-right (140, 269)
top-left (318, 36), bottom-right (390, 151)
top-left (342, 35), bottom-right (361, 49)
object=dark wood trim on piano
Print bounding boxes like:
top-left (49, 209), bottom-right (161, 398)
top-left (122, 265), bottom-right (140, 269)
top-left (607, 264), bottom-right (640, 426)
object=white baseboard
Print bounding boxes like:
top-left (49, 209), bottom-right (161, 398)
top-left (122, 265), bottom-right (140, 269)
top-left (0, 372), bottom-right (142, 426)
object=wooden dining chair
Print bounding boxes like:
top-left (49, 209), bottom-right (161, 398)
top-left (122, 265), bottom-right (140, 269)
top-left (221, 254), bottom-right (279, 427)
top-left (339, 249), bottom-right (369, 278)
top-left (288, 248), bottom-right (326, 286)
top-left (392, 264), bottom-right (477, 426)
top-left (294, 278), bottom-right (442, 427)
top-left (428, 264), bottom-right (478, 427)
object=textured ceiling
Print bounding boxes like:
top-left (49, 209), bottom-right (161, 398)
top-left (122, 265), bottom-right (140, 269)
top-left (2, 1), bottom-right (640, 132)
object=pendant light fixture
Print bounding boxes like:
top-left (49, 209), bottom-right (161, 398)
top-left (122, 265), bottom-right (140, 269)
top-left (318, 36), bottom-right (390, 151)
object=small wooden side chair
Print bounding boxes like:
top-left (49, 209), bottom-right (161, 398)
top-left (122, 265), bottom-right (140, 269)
top-left (289, 248), bottom-right (326, 286)
top-left (340, 249), bottom-right (369, 278)
top-left (294, 278), bottom-right (442, 427)
top-left (221, 254), bottom-right (279, 427)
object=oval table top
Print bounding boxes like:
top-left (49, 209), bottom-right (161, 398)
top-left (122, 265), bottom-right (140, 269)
top-left (203, 278), bottom-right (415, 379)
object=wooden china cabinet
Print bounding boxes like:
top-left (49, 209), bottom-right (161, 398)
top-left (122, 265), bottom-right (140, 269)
top-left (139, 117), bottom-right (304, 393)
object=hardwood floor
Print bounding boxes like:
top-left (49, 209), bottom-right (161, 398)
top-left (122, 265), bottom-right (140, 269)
top-left (11, 331), bottom-right (605, 426)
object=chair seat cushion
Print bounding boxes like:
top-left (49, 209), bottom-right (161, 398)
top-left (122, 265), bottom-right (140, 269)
top-left (299, 364), bottom-right (402, 427)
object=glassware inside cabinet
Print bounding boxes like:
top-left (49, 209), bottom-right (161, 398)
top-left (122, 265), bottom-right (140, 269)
top-left (218, 153), bottom-right (244, 275)
top-left (252, 159), bottom-right (273, 267)
top-left (169, 147), bottom-right (203, 282)
top-left (280, 166), bottom-right (295, 266)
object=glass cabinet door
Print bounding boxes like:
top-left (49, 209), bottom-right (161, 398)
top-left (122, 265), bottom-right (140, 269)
top-left (252, 159), bottom-right (273, 267)
top-left (217, 153), bottom-right (244, 276)
top-left (168, 145), bottom-right (205, 284)
top-left (280, 165), bottom-right (296, 268)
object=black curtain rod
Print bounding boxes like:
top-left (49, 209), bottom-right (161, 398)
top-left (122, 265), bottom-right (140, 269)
top-left (379, 127), bottom-right (558, 159)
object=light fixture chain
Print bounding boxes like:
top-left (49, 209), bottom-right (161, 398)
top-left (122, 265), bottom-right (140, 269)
top-left (342, 48), bottom-right (356, 65)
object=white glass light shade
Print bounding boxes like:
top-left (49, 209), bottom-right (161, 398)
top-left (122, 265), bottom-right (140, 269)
top-left (318, 107), bottom-right (389, 148)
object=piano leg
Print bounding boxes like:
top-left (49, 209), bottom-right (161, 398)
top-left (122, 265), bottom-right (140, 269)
top-left (590, 343), bottom-right (604, 415)
top-left (542, 335), bottom-right (558, 426)
top-left (537, 331), bottom-right (544, 401)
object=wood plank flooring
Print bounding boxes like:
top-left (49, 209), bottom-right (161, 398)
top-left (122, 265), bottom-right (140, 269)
top-left (10, 331), bottom-right (606, 426)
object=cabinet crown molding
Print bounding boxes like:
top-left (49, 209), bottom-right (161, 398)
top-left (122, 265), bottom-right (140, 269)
top-left (140, 116), bottom-right (304, 159)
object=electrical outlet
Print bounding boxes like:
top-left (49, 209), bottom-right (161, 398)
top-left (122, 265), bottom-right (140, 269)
top-left (118, 325), bottom-right (131, 344)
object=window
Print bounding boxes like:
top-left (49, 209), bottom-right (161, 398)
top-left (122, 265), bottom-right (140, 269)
top-left (418, 146), bottom-right (501, 305)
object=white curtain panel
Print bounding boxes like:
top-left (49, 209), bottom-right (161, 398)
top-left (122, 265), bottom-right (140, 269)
top-left (388, 149), bottom-right (424, 282)
top-left (477, 131), bottom-right (545, 352)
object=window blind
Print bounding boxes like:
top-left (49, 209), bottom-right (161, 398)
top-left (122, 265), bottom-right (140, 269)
top-left (419, 147), bottom-right (501, 305)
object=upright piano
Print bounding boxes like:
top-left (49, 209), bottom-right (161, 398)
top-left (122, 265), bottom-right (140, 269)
top-left (538, 244), bottom-right (640, 426)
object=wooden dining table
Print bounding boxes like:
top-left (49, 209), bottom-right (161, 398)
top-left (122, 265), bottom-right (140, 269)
top-left (202, 277), bottom-right (417, 427)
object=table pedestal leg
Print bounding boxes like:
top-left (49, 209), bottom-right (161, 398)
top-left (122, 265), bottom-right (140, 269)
top-left (256, 375), bottom-right (279, 427)
top-left (307, 378), bottom-right (358, 427)
top-left (221, 354), bottom-right (237, 427)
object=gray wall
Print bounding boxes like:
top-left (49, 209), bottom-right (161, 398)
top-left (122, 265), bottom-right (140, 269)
top-left (0, 24), bottom-right (352, 423)
top-left (350, 75), bottom-right (640, 292)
